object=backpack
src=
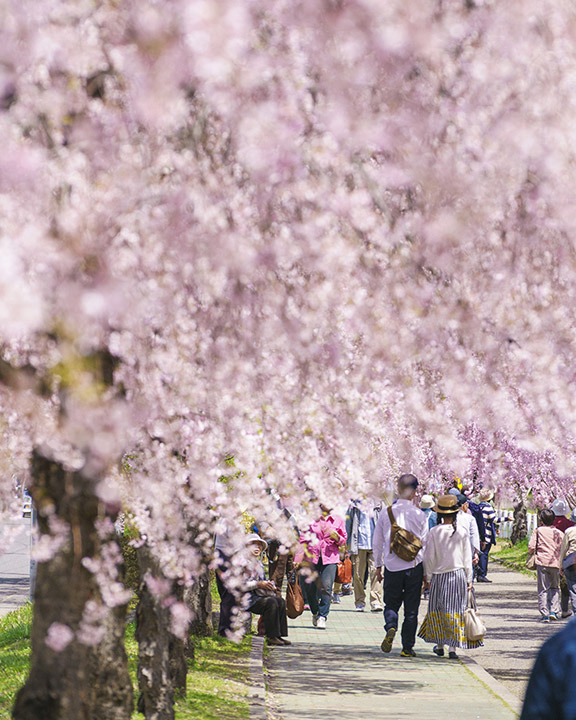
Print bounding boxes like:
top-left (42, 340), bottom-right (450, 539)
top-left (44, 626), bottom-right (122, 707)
top-left (387, 506), bottom-right (422, 562)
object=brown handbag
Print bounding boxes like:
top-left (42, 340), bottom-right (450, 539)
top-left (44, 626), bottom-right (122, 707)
top-left (286, 570), bottom-right (305, 619)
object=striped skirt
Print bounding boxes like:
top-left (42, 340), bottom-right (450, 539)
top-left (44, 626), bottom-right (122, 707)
top-left (417, 569), bottom-right (483, 649)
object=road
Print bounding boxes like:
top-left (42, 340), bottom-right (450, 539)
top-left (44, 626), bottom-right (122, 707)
top-left (0, 517), bottom-right (31, 617)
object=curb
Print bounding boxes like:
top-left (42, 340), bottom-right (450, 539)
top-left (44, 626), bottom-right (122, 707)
top-left (459, 652), bottom-right (522, 718)
top-left (248, 635), bottom-right (267, 719)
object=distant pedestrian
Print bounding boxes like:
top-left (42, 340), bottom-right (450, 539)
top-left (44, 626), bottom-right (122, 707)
top-left (528, 508), bottom-right (563, 622)
top-left (559, 508), bottom-right (576, 617)
top-left (418, 494), bottom-right (482, 659)
top-left (520, 619), bottom-right (576, 720)
top-left (345, 500), bottom-right (383, 612)
top-left (295, 503), bottom-right (347, 630)
top-left (373, 473), bottom-right (429, 657)
top-left (551, 498), bottom-right (575, 533)
top-left (476, 488), bottom-right (498, 583)
top-left (420, 494), bottom-right (437, 530)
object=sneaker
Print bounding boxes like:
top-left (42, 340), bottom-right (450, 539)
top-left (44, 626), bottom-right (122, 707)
top-left (380, 627), bottom-right (396, 653)
top-left (331, 594), bottom-right (341, 604)
top-left (540, 615), bottom-right (550, 623)
top-left (433, 645), bottom-right (444, 657)
top-left (312, 614), bottom-right (318, 627)
top-left (549, 613), bottom-right (559, 621)
top-left (448, 651), bottom-right (459, 660)
top-left (316, 616), bottom-right (327, 629)
top-left (355, 603), bottom-right (365, 612)
top-left (562, 612), bottom-right (574, 618)
top-left (371, 603), bottom-right (384, 612)
top-left (400, 648), bottom-right (417, 657)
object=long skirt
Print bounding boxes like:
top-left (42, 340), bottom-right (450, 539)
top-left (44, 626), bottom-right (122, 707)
top-left (418, 569), bottom-right (483, 649)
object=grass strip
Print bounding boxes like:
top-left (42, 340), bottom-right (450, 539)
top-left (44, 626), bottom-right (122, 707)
top-left (0, 604), bottom-right (250, 720)
top-left (492, 538), bottom-right (536, 575)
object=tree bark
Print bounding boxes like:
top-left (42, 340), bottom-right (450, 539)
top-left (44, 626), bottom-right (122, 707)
top-left (13, 453), bottom-right (133, 720)
top-left (510, 499), bottom-right (528, 545)
top-left (187, 568), bottom-right (212, 637)
top-left (135, 548), bottom-right (181, 720)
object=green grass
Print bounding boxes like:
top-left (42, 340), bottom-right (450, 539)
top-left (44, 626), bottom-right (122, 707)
top-left (492, 537), bottom-right (535, 575)
top-left (0, 603), bottom-right (250, 720)
top-left (0, 603), bottom-right (33, 719)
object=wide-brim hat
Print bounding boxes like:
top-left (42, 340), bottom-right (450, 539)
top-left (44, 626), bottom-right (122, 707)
top-left (419, 494), bottom-right (435, 509)
top-left (246, 533), bottom-right (268, 551)
top-left (435, 495), bottom-right (460, 515)
top-left (478, 488), bottom-right (494, 502)
top-left (551, 499), bottom-right (570, 517)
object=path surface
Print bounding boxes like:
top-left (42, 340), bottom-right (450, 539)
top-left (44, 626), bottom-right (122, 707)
top-left (266, 562), bottom-right (567, 720)
top-left (0, 518), bottom-right (31, 617)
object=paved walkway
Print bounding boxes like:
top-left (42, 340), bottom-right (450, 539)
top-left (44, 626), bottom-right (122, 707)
top-left (265, 563), bottom-right (569, 720)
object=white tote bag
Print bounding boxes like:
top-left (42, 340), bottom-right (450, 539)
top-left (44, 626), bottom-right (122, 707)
top-left (464, 589), bottom-right (486, 641)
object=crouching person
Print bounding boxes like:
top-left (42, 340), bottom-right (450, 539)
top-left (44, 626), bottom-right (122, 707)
top-left (245, 533), bottom-right (292, 646)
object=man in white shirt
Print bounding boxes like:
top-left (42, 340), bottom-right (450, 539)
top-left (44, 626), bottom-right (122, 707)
top-left (373, 474), bottom-right (429, 657)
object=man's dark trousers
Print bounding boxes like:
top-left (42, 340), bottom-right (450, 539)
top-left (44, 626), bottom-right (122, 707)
top-left (383, 563), bottom-right (424, 651)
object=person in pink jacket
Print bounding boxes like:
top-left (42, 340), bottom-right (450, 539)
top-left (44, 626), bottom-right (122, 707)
top-left (294, 504), bottom-right (347, 629)
top-left (528, 508), bottom-right (564, 622)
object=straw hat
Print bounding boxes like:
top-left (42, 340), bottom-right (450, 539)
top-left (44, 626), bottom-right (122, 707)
top-left (435, 495), bottom-right (460, 515)
top-left (419, 494), bottom-right (436, 509)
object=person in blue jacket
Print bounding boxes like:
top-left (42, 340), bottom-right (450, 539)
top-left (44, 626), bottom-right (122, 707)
top-left (521, 619), bottom-right (576, 720)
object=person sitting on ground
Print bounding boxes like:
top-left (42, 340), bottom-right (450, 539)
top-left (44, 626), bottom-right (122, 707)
top-left (527, 508), bottom-right (564, 623)
top-left (418, 494), bottom-right (483, 659)
top-left (244, 533), bottom-right (291, 646)
top-left (373, 473), bottom-right (429, 658)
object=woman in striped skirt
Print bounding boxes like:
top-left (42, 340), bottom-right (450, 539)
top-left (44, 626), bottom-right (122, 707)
top-left (418, 494), bottom-right (483, 659)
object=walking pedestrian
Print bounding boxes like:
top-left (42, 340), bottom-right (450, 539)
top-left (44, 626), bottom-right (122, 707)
top-left (417, 494), bottom-right (483, 659)
top-left (559, 508), bottom-right (576, 617)
top-left (345, 500), bottom-right (383, 612)
top-left (373, 473), bottom-right (429, 657)
top-left (476, 488), bottom-right (498, 583)
top-left (295, 503), bottom-right (347, 630)
top-left (527, 508), bottom-right (563, 622)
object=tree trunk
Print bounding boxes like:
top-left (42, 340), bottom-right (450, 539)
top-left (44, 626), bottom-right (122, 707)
top-left (135, 548), bottom-right (180, 720)
top-left (13, 453), bottom-right (133, 720)
top-left (510, 499), bottom-right (528, 545)
top-left (187, 568), bottom-right (212, 637)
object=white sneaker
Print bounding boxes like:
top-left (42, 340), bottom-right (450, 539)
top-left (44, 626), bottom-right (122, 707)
top-left (355, 603), bottom-right (365, 612)
top-left (316, 616), bottom-right (327, 629)
top-left (371, 604), bottom-right (383, 612)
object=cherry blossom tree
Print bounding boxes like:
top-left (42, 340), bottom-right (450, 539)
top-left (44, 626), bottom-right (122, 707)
top-left (1, 0), bottom-right (576, 717)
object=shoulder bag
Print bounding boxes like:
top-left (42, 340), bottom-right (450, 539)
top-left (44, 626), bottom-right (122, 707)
top-left (464, 588), bottom-right (486, 641)
top-left (285, 569), bottom-right (304, 619)
top-left (387, 506), bottom-right (422, 562)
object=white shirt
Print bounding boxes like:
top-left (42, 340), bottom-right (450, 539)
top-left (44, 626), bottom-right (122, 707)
top-left (372, 499), bottom-right (429, 572)
top-left (423, 523), bottom-right (473, 583)
top-left (458, 511), bottom-right (480, 555)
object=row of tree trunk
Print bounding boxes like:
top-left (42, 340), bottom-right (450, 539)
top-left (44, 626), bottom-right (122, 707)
top-left (12, 455), bottom-right (212, 720)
